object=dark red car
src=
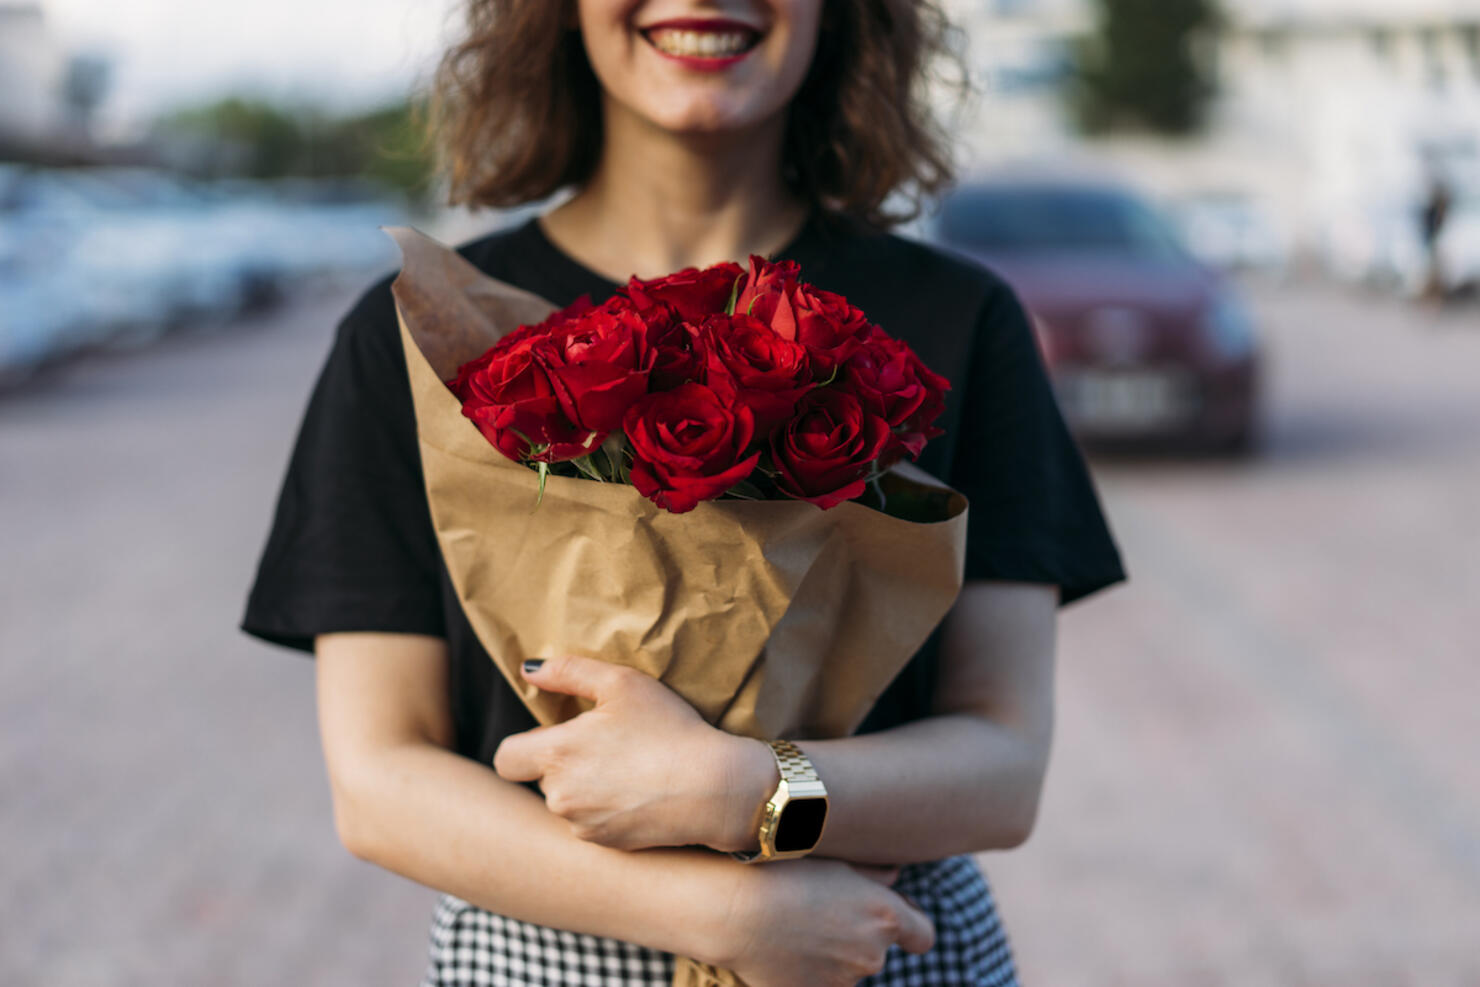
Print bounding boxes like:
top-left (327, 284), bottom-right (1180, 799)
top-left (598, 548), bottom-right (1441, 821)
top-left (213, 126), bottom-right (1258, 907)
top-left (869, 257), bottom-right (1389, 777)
top-left (932, 178), bottom-right (1261, 453)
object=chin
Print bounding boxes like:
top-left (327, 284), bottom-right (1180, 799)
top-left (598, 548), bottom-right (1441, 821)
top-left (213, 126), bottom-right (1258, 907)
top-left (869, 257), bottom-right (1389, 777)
top-left (657, 110), bottom-right (756, 136)
top-left (642, 95), bottom-right (767, 137)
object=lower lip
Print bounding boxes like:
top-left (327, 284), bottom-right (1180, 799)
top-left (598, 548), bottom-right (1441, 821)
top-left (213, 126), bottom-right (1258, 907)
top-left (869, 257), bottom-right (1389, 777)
top-left (647, 42), bottom-right (756, 73)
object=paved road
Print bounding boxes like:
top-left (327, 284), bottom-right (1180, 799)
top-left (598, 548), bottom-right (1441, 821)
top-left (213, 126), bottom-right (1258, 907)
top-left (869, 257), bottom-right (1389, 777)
top-left (2, 278), bottom-right (1477, 985)
top-left (1, 289), bottom-right (437, 987)
top-left (988, 285), bottom-right (1480, 986)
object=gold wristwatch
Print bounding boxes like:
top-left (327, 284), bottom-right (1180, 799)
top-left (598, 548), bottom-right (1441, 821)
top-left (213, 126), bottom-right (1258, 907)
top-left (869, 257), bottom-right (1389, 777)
top-left (731, 739), bottom-right (829, 864)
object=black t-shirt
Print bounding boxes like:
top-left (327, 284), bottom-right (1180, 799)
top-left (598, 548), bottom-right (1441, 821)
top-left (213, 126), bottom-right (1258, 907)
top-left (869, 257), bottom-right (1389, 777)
top-left (242, 212), bottom-right (1126, 763)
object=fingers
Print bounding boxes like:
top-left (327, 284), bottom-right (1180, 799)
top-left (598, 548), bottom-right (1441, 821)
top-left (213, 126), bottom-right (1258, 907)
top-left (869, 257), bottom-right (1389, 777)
top-left (890, 894), bottom-right (936, 956)
top-left (846, 864), bottom-right (935, 956)
top-left (520, 655), bottom-right (631, 703)
top-left (491, 724), bottom-right (560, 783)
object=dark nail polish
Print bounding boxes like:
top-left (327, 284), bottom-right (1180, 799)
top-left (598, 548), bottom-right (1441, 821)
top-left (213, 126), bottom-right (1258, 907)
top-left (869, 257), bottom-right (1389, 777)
top-left (522, 659), bottom-right (545, 674)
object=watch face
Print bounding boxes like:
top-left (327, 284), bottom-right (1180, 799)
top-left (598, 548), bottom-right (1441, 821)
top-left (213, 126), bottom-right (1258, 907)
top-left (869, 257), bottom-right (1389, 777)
top-left (775, 797), bottom-right (828, 853)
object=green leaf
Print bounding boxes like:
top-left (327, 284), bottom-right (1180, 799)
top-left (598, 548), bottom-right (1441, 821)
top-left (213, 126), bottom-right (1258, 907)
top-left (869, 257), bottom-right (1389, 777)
top-left (534, 461), bottom-right (550, 510)
top-left (517, 434), bottom-right (549, 462)
top-left (506, 428), bottom-right (539, 461)
top-left (602, 432), bottom-right (633, 483)
top-left (724, 479), bottom-right (766, 501)
top-left (725, 273), bottom-right (743, 316)
top-left (571, 455), bottom-right (606, 483)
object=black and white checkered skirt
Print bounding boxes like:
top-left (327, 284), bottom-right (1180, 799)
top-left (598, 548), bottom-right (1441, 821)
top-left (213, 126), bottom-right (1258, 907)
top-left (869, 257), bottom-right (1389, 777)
top-left (420, 854), bottom-right (1017, 986)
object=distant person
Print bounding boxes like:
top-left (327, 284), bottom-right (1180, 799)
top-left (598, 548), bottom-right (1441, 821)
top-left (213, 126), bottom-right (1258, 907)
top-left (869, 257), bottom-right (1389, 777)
top-left (1420, 174), bottom-right (1452, 305)
top-left (241, 2), bottom-right (1125, 985)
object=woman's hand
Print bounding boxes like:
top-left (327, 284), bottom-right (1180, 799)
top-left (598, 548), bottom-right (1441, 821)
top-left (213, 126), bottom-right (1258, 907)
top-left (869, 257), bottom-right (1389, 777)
top-left (714, 858), bottom-right (936, 986)
top-left (492, 655), bottom-right (774, 852)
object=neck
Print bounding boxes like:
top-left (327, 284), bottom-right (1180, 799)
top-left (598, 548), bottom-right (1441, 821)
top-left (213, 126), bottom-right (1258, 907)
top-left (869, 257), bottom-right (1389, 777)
top-left (541, 100), bottom-right (809, 282)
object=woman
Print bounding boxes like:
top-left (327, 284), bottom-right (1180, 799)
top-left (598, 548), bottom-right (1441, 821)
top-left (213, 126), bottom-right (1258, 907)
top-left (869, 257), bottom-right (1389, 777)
top-left (243, 1), bottom-right (1125, 984)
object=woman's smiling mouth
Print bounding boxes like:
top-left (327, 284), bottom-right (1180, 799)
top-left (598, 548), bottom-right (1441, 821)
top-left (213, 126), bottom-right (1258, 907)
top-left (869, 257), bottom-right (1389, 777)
top-left (640, 18), bottom-right (763, 68)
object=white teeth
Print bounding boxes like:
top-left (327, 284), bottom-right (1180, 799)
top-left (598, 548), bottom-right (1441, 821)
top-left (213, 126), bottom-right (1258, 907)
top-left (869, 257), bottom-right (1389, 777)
top-left (649, 28), bottom-right (752, 58)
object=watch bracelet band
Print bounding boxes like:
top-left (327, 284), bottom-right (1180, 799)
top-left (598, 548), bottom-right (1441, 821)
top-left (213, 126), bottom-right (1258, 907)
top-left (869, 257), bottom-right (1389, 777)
top-left (769, 739), bottom-right (821, 787)
top-left (731, 739), bottom-right (827, 864)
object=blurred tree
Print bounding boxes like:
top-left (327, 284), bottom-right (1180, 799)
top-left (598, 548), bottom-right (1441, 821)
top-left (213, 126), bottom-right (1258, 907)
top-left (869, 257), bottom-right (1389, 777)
top-left (324, 103), bottom-right (436, 202)
top-left (1070, 0), bottom-right (1221, 136)
top-left (155, 98), bottom-right (435, 203)
top-left (162, 98), bottom-right (306, 178)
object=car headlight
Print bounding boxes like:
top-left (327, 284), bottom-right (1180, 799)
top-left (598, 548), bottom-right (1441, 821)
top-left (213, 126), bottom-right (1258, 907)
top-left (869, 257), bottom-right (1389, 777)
top-left (1201, 292), bottom-right (1257, 360)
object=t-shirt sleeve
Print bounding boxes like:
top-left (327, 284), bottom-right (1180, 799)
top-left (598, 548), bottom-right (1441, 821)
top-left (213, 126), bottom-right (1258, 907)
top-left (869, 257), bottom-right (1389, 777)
top-left (241, 276), bottom-right (447, 652)
top-left (947, 277), bottom-right (1127, 605)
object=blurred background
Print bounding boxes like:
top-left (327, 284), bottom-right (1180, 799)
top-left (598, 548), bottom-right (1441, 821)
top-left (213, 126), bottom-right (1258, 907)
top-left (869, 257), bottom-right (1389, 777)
top-left (2, 0), bottom-right (1477, 984)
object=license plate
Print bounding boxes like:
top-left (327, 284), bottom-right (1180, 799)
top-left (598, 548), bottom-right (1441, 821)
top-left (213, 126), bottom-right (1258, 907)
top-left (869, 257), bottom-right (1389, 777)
top-left (1055, 370), bottom-right (1195, 432)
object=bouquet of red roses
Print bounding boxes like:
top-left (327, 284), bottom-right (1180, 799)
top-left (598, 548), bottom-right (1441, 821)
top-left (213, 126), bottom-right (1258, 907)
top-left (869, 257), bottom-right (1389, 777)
top-left (386, 228), bottom-right (968, 987)
top-left (447, 254), bottom-right (949, 513)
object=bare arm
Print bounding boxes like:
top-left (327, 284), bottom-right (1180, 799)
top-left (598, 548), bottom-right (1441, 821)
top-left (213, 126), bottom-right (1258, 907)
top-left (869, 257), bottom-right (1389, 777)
top-left (315, 632), bottom-right (729, 955)
top-left (496, 580), bottom-right (1058, 867)
top-left (773, 581), bottom-right (1058, 864)
top-left (314, 632), bottom-right (935, 984)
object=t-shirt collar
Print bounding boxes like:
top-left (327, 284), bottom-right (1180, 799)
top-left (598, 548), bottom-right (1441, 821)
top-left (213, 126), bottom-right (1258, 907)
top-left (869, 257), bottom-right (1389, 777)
top-left (519, 207), bottom-right (824, 303)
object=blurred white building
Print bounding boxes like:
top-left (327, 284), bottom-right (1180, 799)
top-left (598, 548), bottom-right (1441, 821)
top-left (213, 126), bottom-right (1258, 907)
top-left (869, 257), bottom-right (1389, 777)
top-left (939, 0), bottom-right (1086, 164)
top-left (0, 2), bottom-right (66, 143)
top-left (944, 0), bottom-right (1480, 272)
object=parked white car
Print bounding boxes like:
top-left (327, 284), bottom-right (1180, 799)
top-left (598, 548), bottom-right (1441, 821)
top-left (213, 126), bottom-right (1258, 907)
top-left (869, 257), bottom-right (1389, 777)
top-left (1318, 199), bottom-right (1429, 296)
top-left (1169, 193), bottom-right (1291, 275)
top-left (0, 166), bottom-right (407, 381)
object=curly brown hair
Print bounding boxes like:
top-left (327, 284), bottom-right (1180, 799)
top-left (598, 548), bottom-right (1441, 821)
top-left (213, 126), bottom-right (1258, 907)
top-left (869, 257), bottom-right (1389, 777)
top-left (431, 1), bottom-right (963, 227)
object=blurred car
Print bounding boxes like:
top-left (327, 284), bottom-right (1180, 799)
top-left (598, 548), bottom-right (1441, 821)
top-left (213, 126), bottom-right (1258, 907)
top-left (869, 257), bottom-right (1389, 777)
top-left (930, 177), bottom-right (1261, 453)
top-left (0, 165), bottom-right (406, 383)
top-left (1169, 191), bottom-right (1291, 274)
top-left (1318, 197), bottom-right (1429, 296)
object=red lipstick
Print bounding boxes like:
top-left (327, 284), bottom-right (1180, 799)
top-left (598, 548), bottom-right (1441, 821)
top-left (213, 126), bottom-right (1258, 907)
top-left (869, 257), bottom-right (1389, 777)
top-left (640, 18), bottom-right (764, 73)
top-left (639, 17), bottom-right (762, 33)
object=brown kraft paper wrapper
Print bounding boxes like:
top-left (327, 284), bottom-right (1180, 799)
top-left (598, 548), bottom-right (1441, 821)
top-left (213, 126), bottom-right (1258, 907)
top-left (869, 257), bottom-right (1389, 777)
top-left (386, 227), bottom-right (969, 987)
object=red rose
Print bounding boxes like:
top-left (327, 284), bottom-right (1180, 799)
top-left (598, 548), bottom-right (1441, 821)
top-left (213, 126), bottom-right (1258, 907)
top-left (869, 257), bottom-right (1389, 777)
top-left (624, 383), bottom-right (761, 513)
top-left (771, 388), bottom-right (892, 509)
top-left (536, 297), bottom-right (651, 433)
top-left (624, 263), bottom-right (744, 323)
top-left (733, 255), bottom-right (871, 372)
top-left (793, 287), bottom-right (872, 372)
top-left (842, 329), bottom-right (950, 461)
top-left (732, 255), bottom-right (797, 322)
top-left (448, 296), bottom-right (593, 403)
top-left (448, 346), bottom-right (496, 405)
top-left (458, 345), bottom-right (600, 463)
top-left (643, 316), bottom-right (712, 391)
top-left (702, 313), bottom-right (813, 432)
top-left (505, 295), bottom-right (595, 351)
top-left (894, 380), bottom-right (949, 461)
